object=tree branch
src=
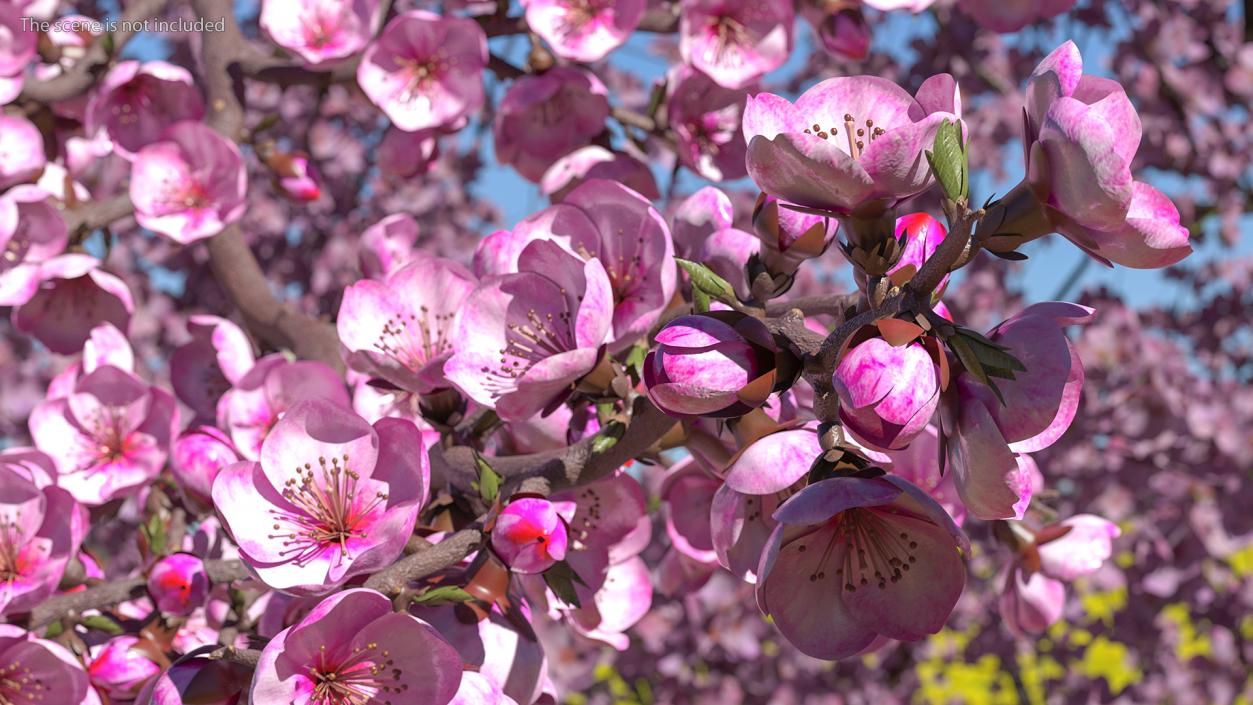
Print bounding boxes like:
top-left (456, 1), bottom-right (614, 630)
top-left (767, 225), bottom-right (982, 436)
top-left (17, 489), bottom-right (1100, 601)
top-left (28, 559), bottom-right (248, 629)
top-left (363, 528), bottom-right (484, 596)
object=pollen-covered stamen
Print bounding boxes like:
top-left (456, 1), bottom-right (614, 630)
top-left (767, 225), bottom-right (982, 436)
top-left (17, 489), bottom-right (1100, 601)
top-left (575, 239), bottom-right (649, 302)
top-left (397, 54), bottom-right (452, 105)
top-left (301, 6), bottom-right (345, 49)
top-left (84, 406), bottom-right (130, 463)
top-left (0, 657), bottom-right (47, 705)
top-left (554, 0), bottom-right (611, 38)
top-left (1, 229), bottom-right (29, 267)
top-left (802, 116), bottom-right (886, 159)
top-left (835, 509), bottom-right (917, 592)
top-left (479, 300), bottom-right (577, 399)
top-left (0, 512), bottom-right (25, 583)
top-left (373, 305), bottom-right (455, 372)
top-left (267, 454), bottom-right (388, 564)
top-left (308, 641), bottom-right (408, 705)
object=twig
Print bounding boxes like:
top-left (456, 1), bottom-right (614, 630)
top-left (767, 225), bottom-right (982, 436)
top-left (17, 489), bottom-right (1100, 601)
top-left (363, 528), bottom-right (484, 595)
top-left (208, 646), bottom-right (262, 667)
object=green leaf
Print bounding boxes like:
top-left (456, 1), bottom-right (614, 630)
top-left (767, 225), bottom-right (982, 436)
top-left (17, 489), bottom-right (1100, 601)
top-left (591, 421), bottom-right (626, 455)
top-left (623, 341), bottom-right (649, 379)
top-left (474, 454), bottom-right (501, 504)
top-left (142, 513), bottom-right (167, 557)
top-left (675, 258), bottom-right (736, 305)
top-left (692, 287), bottom-right (711, 313)
top-left (543, 560), bottom-right (586, 608)
top-left (929, 119), bottom-right (968, 202)
top-left (43, 620), bottom-right (64, 638)
top-left (954, 329), bottom-right (1027, 374)
top-left (81, 615), bottom-right (124, 636)
top-left (410, 585), bottom-right (475, 606)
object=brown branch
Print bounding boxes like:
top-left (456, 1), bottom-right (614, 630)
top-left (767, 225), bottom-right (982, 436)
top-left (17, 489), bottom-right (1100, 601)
top-left (192, 0), bottom-right (344, 371)
top-left (478, 7), bottom-right (679, 37)
top-left (208, 646), bottom-right (262, 667)
top-left (764, 292), bottom-right (861, 318)
top-left (19, 0), bottom-right (169, 103)
top-left (363, 528), bottom-right (484, 596)
top-left (63, 193), bottom-right (135, 239)
top-left (28, 559), bottom-right (248, 629)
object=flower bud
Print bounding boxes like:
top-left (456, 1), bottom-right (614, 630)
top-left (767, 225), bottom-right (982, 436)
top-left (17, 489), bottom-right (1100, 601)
top-left (171, 426), bottom-right (239, 508)
top-left (88, 636), bottom-right (163, 701)
top-left (147, 553), bottom-right (209, 616)
top-left (491, 498), bottom-right (569, 574)
top-left (136, 648), bottom-right (252, 705)
top-left (645, 312), bottom-right (794, 419)
top-left (264, 150), bottom-right (321, 202)
top-left (751, 194), bottom-right (837, 274)
top-left (833, 334), bottom-right (942, 451)
top-left (887, 212), bottom-right (950, 295)
top-left (816, 8), bottom-right (869, 60)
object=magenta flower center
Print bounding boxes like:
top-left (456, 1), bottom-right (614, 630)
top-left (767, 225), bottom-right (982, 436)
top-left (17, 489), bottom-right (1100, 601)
top-left (802, 113), bottom-right (886, 160)
top-left (0, 513), bottom-right (27, 582)
top-left (308, 641), bottom-right (407, 705)
top-left (301, 9), bottom-right (345, 50)
top-left (555, 0), bottom-right (612, 38)
top-left (701, 15), bottom-right (750, 66)
top-left (373, 305), bottom-right (454, 371)
top-left (84, 408), bottom-right (131, 463)
top-left (398, 55), bottom-right (450, 103)
top-left (269, 454), bottom-right (388, 561)
top-left (113, 80), bottom-right (158, 125)
top-left (0, 657), bottom-right (49, 702)
top-left (794, 508), bottom-right (920, 592)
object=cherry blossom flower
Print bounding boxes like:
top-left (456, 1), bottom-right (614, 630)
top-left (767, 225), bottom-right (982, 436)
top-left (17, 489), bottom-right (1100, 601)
top-left (0, 5), bottom-right (35, 104)
top-left (723, 424), bottom-right (821, 496)
top-left (540, 145), bottom-right (659, 202)
top-left (266, 150), bottom-right (322, 202)
top-left (414, 603), bottom-right (547, 704)
top-left (660, 458), bottom-right (721, 563)
top-left (29, 365), bottom-right (178, 505)
top-left (260, 0), bottom-right (381, 66)
top-left (87, 636), bottom-right (162, 701)
top-left (645, 313), bottom-right (782, 419)
top-left (880, 426), bottom-right (967, 526)
top-left (667, 65), bottom-right (751, 181)
top-left (170, 315), bottom-right (256, 422)
top-left (939, 302), bottom-right (1093, 519)
top-left (0, 459), bottom-right (87, 616)
top-left (134, 647), bottom-right (252, 705)
top-left (757, 475), bottom-right (968, 659)
top-left (378, 126), bottom-right (440, 178)
top-left (808, 7), bottom-right (869, 60)
top-left (449, 672), bottom-right (520, 705)
top-left (359, 213), bottom-right (422, 279)
top-left (147, 553), bottom-right (210, 616)
top-left (958, 0), bottom-right (1075, 33)
top-left (338, 254), bottom-right (477, 394)
top-left (1035, 514), bottom-right (1120, 581)
top-left (672, 186), bottom-right (734, 259)
top-left (521, 0), bottom-right (644, 63)
top-left (710, 483), bottom-right (786, 583)
top-left (212, 399), bottom-right (430, 593)
top-left (445, 239), bottom-right (614, 421)
top-left (0, 185), bottom-right (68, 307)
top-left (887, 212), bottom-right (949, 294)
top-left (85, 61), bottom-right (206, 158)
top-left (129, 121), bottom-right (248, 244)
top-left (216, 354), bottom-right (350, 460)
top-left (998, 565), bottom-right (1064, 637)
top-left (357, 11), bottom-right (488, 132)
top-left (171, 426), bottom-right (240, 508)
top-left (492, 497), bottom-right (570, 573)
top-left (0, 625), bottom-right (97, 704)
top-left (750, 194), bottom-right (838, 271)
top-left (0, 115), bottom-right (46, 190)
top-left (834, 334), bottom-right (942, 451)
top-left (494, 68), bottom-right (610, 182)
top-left (743, 73), bottom-right (962, 215)
top-left (251, 588), bottom-right (462, 705)
top-left (679, 0), bottom-right (795, 90)
top-left (12, 255), bottom-right (133, 355)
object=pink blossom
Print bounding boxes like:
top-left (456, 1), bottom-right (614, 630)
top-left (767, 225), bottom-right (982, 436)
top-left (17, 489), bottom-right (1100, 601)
top-left (522, 0), bottom-right (644, 62)
top-left (0, 459), bottom-right (87, 616)
top-left (540, 145), bottom-right (660, 202)
top-left (494, 67), bottom-right (610, 182)
top-left (450, 672), bottom-right (520, 705)
top-left (697, 225), bottom-right (760, 299)
top-left (810, 7), bottom-right (869, 60)
top-left (12, 254), bottom-right (133, 355)
top-left (958, 0), bottom-right (1075, 33)
top-left (645, 313), bottom-right (779, 418)
top-left (887, 212), bottom-right (949, 294)
top-left (679, 0), bottom-right (795, 90)
top-left (939, 302), bottom-right (1093, 519)
top-left (672, 186), bottom-right (734, 259)
top-left (260, 0), bottom-right (381, 66)
top-left (445, 239), bottom-right (614, 421)
top-left (216, 354), bottom-right (350, 460)
top-left (29, 365), bottom-right (178, 505)
top-left (359, 213), bottom-right (421, 279)
top-left (743, 74), bottom-right (962, 215)
top-left (0, 185), bottom-right (68, 306)
top-left (87, 636), bottom-right (162, 700)
top-left (357, 11), bottom-right (488, 132)
top-left (667, 65), bottom-right (751, 181)
top-left (251, 588), bottom-right (462, 705)
top-left (566, 555), bottom-right (653, 650)
top-left (129, 120), bottom-right (248, 244)
top-left (0, 625), bottom-right (97, 703)
top-left (135, 647), bottom-right (252, 705)
top-left (338, 254), bottom-right (477, 394)
top-left (998, 565), bottom-right (1064, 637)
top-left (0, 115), bottom-right (46, 190)
top-left (660, 458), bottom-right (721, 563)
top-left (0, 5), bottom-right (35, 104)
top-left (378, 126), bottom-right (440, 178)
top-left (414, 603), bottom-right (547, 704)
top-left (881, 425), bottom-right (966, 526)
top-left (711, 481), bottom-right (787, 582)
top-left (147, 553), bottom-right (210, 616)
top-left (212, 399), bottom-right (430, 593)
top-left (492, 497), bottom-right (570, 573)
top-left (170, 315), bottom-right (256, 421)
top-left (757, 475), bottom-right (968, 659)
top-left (85, 61), bottom-right (206, 158)
top-left (750, 194), bottom-right (838, 269)
top-left (723, 424), bottom-right (821, 496)
top-left (171, 427), bottom-right (238, 510)
top-left (267, 151), bottom-right (322, 202)
top-left (834, 335), bottom-right (942, 451)
top-left (1035, 514), bottom-right (1121, 581)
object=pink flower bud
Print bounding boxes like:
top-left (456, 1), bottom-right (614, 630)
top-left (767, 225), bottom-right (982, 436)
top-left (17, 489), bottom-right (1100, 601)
top-left (816, 9), bottom-right (870, 60)
top-left (833, 336), bottom-right (941, 451)
top-left (171, 426), bottom-right (240, 507)
top-left (888, 212), bottom-right (949, 294)
top-left (492, 498), bottom-right (569, 574)
top-left (266, 151), bottom-right (321, 202)
top-left (88, 636), bottom-right (163, 701)
top-left (147, 553), bottom-right (209, 616)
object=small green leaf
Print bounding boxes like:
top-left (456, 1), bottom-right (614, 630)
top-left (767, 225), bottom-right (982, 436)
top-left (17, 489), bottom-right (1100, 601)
top-left (692, 287), bottom-right (711, 313)
top-left (81, 615), bottom-right (124, 636)
top-left (675, 258), bottom-right (736, 304)
top-left (543, 560), bottom-right (585, 607)
top-left (623, 341), bottom-right (649, 379)
top-left (43, 620), bottom-right (64, 638)
top-left (929, 119), bottom-right (968, 202)
top-left (142, 513), bottom-right (167, 557)
top-left (410, 585), bottom-right (475, 606)
top-left (474, 454), bottom-right (501, 504)
top-left (591, 421), bottom-right (626, 455)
